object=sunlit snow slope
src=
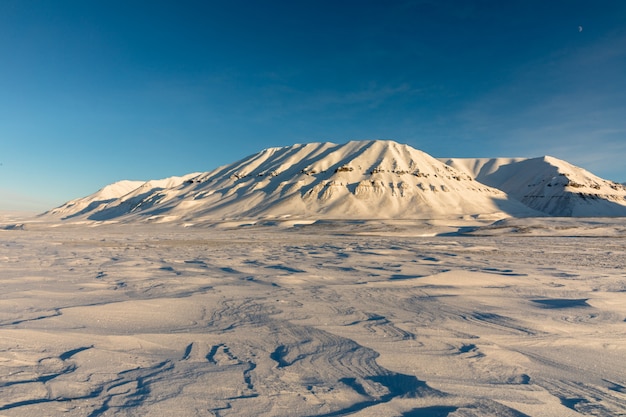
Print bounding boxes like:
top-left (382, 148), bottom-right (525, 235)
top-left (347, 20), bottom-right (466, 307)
top-left (443, 156), bottom-right (626, 216)
top-left (44, 140), bottom-right (539, 223)
top-left (46, 174), bottom-right (199, 220)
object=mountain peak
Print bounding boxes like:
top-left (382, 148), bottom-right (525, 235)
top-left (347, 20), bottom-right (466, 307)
top-left (443, 155), bottom-right (626, 216)
top-left (43, 140), bottom-right (626, 224)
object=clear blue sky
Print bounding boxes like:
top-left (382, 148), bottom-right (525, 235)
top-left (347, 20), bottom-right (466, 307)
top-left (1, 0), bottom-right (625, 211)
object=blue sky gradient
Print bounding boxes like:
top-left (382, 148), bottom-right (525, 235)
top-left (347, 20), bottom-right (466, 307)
top-left (2, 0), bottom-right (625, 211)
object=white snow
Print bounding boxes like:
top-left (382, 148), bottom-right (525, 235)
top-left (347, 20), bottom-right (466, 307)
top-left (44, 174), bottom-right (199, 221)
top-left (41, 141), bottom-right (547, 224)
top-left (443, 155), bottom-right (626, 216)
top-left (44, 180), bottom-right (145, 217)
top-left (39, 141), bottom-right (626, 225)
top-left (1, 219), bottom-right (625, 416)
top-left (1, 140), bottom-right (626, 415)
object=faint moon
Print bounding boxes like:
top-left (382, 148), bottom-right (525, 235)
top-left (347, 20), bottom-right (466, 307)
top-left (578, 25), bottom-right (583, 32)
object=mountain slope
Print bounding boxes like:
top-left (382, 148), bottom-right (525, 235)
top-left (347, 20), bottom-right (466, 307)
top-left (46, 174), bottom-right (199, 220)
top-left (45, 180), bottom-right (145, 220)
top-left (44, 140), bottom-right (539, 223)
top-left (443, 156), bottom-right (626, 216)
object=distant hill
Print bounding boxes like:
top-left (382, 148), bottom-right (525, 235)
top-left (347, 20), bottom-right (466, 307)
top-left (42, 140), bottom-right (626, 224)
top-left (442, 156), bottom-right (626, 216)
top-left (46, 175), bottom-right (198, 220)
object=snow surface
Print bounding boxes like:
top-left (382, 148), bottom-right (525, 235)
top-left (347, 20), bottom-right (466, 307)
top-left (1, 219), bottom-right (626, 416)
top-left (3, 140), bottom-right (626, 415)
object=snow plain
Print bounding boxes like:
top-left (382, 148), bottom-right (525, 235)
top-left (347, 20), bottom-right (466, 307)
top-left (1, 217), bottom-right (626, 416)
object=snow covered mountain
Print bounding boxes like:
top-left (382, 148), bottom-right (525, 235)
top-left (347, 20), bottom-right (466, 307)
top-left (46, 174), bottom-right (199, 220)
top-left (43, 140), bottom-right (626, 224)
top-left (443, 156), bottom-right (626, 216)
top-left (43, 140), bottom-right (541, 224)
top-left (44, 180), bottom-right (145, 220)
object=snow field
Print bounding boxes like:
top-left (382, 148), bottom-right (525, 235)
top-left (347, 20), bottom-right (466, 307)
top-left (1, 221), bottom-right (626, 416)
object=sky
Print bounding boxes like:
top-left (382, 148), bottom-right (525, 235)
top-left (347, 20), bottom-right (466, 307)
top-left (1, 0), bottom-right (626, 211)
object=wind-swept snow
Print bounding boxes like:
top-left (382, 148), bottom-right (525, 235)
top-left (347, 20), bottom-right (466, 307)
top-left (1, 221), bottom-right (626, 416)
top-left (3, 140), bottom-right (626, 416)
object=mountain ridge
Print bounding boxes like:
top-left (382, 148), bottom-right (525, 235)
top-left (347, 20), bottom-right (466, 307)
top-left (443, 156), bottom-right (626, 216)
top-left (42, 140), bottom-right (626, 224)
